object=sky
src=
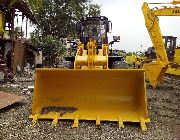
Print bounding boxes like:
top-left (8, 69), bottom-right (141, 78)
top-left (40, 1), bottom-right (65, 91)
top-left (93, 0), bottom-right (180, 52)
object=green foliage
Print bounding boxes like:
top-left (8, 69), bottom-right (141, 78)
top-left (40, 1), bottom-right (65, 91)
top-left (29, 0), bottom-right (101, 66)
top-left (30, 31), bottom-right (66, 66)
top-left (31, 0), bottom-right (101, 38)
top-left (9, 0), bottom-right (17, 6)
top-left (14, 27), bottom-right (24, 39)
top-left (126, 52), bottom-right (133, 56)
top-left (27, 0), bottom-right (42, 9)
top-left (9, 0), bottom-right (42, 9)
top-left (85, 3), bottom-right (101, 17)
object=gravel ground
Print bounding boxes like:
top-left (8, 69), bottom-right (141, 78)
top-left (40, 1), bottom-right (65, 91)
top-left (0, 75), bottom-right (179, 140)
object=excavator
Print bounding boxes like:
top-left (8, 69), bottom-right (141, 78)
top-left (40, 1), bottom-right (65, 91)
top-left (142, 0), bottom-right (180, 83)
top-left (29, 1), bottom-right (180, 130)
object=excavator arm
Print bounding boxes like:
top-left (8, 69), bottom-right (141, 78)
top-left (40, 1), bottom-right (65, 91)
top-left (142, 2), bottom-right (180, 88)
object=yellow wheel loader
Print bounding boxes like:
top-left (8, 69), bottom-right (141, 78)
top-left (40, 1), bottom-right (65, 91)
top-left (29, 13), bottom-right (171, 130)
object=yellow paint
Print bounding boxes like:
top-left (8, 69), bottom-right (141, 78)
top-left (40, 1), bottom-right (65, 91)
top-left (142, 2), bottom-right (180, 78)
top-left (29, 3), bottom-right (180, 130)
top-left (166, 66), bottom-right (180, 75)
top-left (172, 0), bottom-right (180, 4)
top-left (142, 2), bottom-right (180, 86)
top-left (51, 112), bottom-right (60, 126)
top-left (166, 48), bottom-right (180, 76)
top-left (74, 38), bottom-right (108, 69)
top-left (173, 48), bottom-right (180, 64)
top-left (30, 69), bottom-right (150, 130)
top-left (126, 55), bottom-right (147, 69)
top-left (30, 27), bottom-right (151, 130)
top-left (73, 115), bottom-right (79, 127)
top-left (0, 11), bottom-right (5, 36)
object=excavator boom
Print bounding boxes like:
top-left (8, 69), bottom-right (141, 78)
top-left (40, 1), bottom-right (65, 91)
top-left (142, 2), bottom-right (180, 87)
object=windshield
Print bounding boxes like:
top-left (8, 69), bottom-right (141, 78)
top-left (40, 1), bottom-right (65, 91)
top-left (81, 20), bottom-right (106, 43)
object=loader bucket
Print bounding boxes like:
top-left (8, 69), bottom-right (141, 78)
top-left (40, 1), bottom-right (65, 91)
top-left (29, 68), bottom-right (150, 130)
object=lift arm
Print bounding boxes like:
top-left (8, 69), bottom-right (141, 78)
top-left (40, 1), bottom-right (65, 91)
top-left (142, 2), bottom-right (180, 88)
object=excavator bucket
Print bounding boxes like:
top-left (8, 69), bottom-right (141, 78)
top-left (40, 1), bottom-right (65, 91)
top-left (29, 68), bottom-right (150, 130)
top-left (144, 62), bottom-right (169, 88)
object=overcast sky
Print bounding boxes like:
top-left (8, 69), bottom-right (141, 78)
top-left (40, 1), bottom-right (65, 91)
top-left (93, 0), bottom-right (180, 52)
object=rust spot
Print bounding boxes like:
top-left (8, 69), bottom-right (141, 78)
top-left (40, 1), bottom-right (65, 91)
top-left (0, 91), bottom-right (24, 109)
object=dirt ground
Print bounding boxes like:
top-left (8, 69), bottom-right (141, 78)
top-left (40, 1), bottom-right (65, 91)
top-left (0, 75), bottom-right (179, 140)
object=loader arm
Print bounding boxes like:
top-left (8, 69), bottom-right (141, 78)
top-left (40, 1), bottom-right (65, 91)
top-left (142, 2), bottom-right (180, 88)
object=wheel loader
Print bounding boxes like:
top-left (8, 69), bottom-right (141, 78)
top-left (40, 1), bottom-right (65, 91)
top-left (29, 12), bottom-right (173, 130)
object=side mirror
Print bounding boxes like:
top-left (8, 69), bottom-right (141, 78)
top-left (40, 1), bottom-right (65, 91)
top-left (113, 36), bottom-right (120, 41)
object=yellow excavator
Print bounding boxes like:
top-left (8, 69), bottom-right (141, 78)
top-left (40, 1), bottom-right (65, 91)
top-left (29, 1), bottom-right (179, 129)
top-left (142, 0), bottom-right (180, 75)
top-left (142, 1), bottom-right (180, 85)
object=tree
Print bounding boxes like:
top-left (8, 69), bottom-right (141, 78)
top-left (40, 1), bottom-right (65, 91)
top-left (85, 3), bottom-right (101, 17)
top-left (30, 31), bottom-right (65, 66)
top-left (31, 0), bottom-right (101, 38)
top-left (30, 0), bottom-right (101, 66)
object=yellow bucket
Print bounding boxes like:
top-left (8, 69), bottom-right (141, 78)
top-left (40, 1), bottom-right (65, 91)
top-left (29, 68), bottom-right (150, 130)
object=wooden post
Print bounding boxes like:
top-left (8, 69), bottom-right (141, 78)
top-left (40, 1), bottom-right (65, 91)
top-left (11, 8), bottom-right (15, 76)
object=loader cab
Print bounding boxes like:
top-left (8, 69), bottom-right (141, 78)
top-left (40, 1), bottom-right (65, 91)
top-left (77, 16), bottom-right (112, 48)
top-left (145, 36), bottom-right (177, 61)
top-left (163, 36), bottom-right (177, 60)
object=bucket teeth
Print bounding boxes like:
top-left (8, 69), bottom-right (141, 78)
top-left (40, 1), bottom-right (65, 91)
top-left (96, 115), bottom-right (101, 125)
top-left (30, 69), bottom-right (150, 130)
top-left (52, 112), bottom-right (60, 126)
top-left (30, 113), bottom-right (150, 130)
top-left (31, 114), bottom-right (40, 126)
top-left (139, 117), bottom-right (150, 131)
top-left (73, 115), bottom-right (79, 127)
top-left (117, 116), bottom-right (124, 128)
